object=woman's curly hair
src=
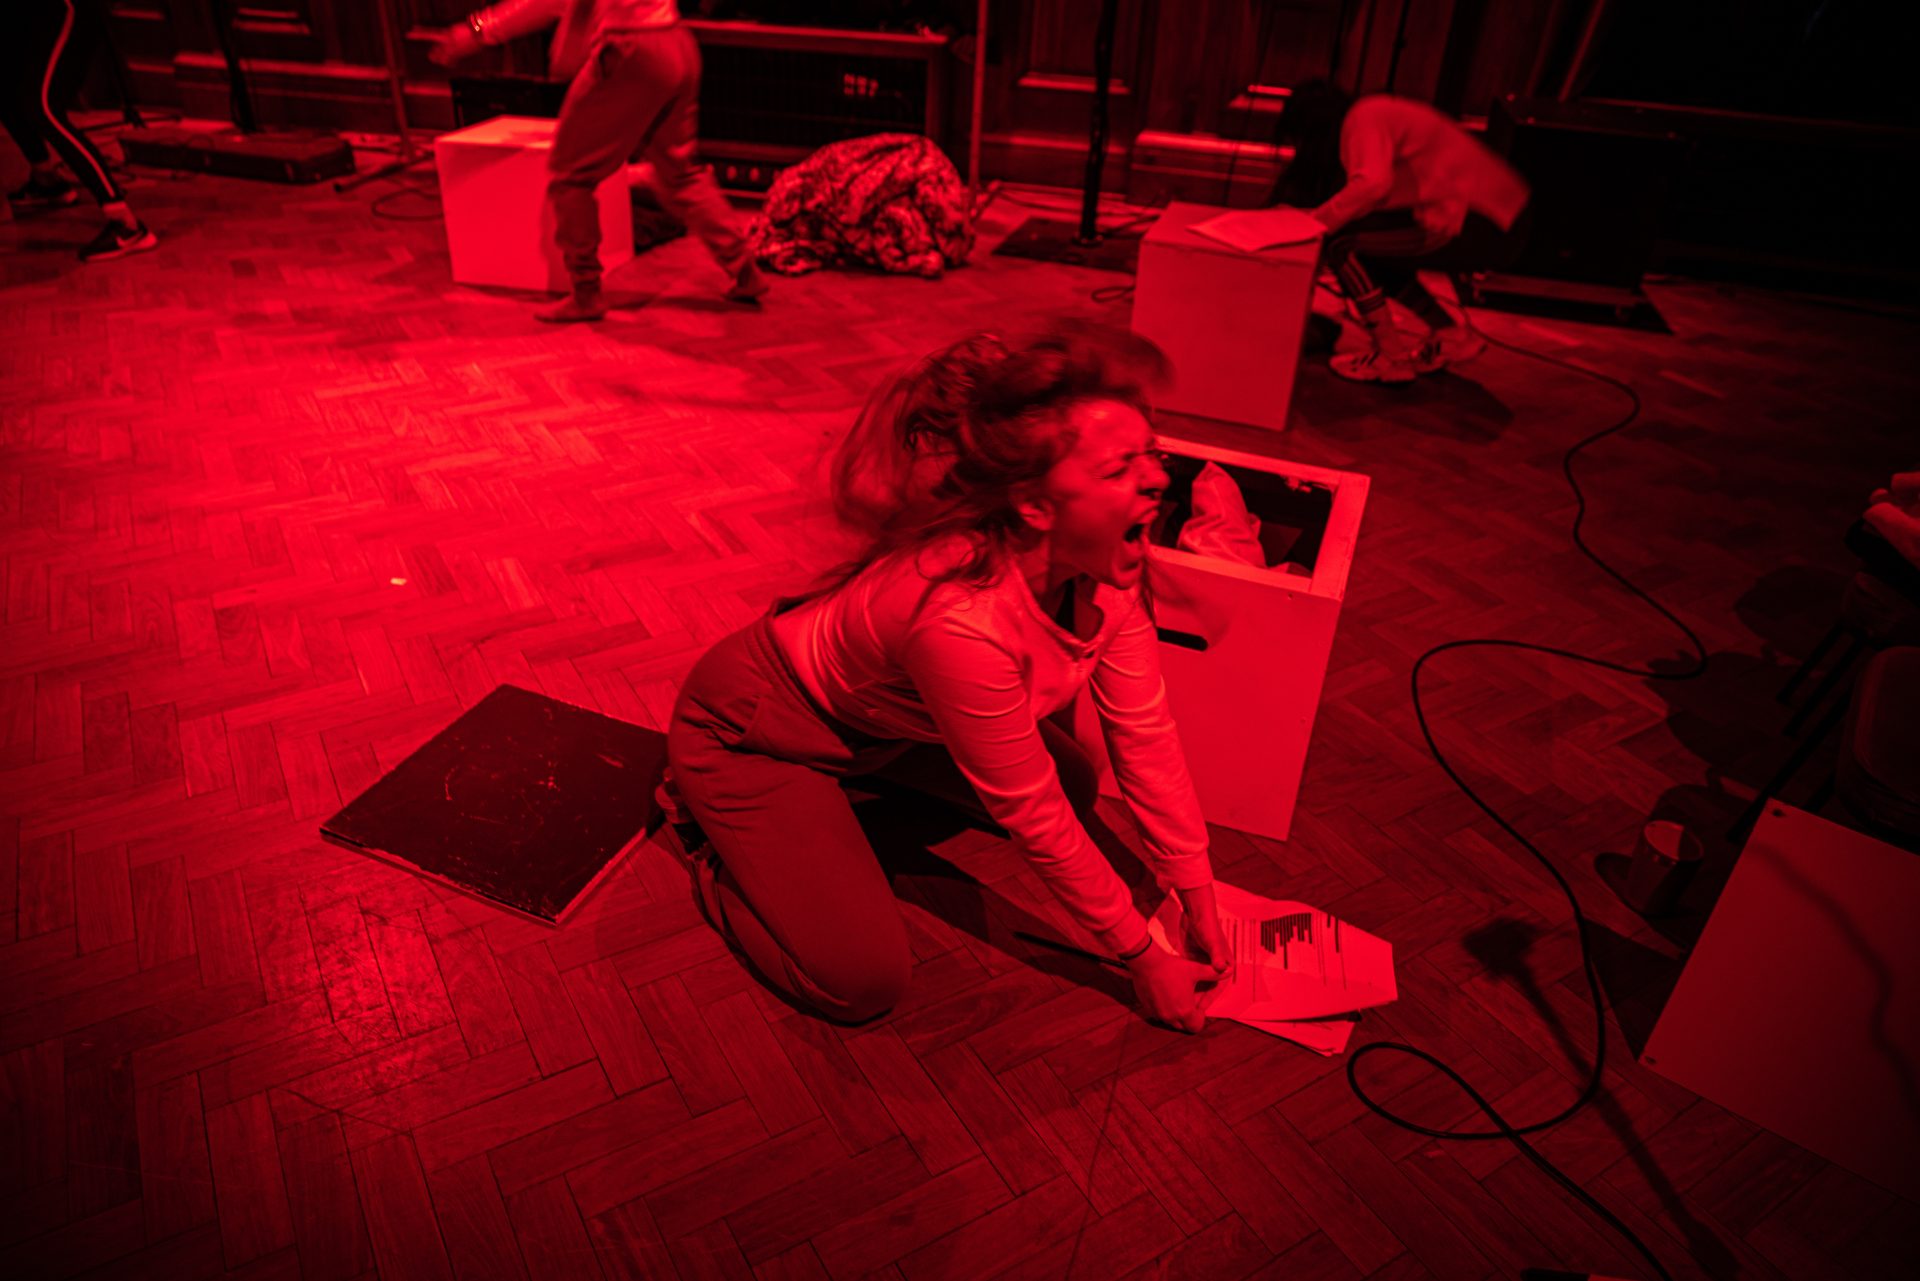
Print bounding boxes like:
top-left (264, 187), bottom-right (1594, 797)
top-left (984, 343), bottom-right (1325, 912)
top-left (819, 319), bottom-right (1169, 593)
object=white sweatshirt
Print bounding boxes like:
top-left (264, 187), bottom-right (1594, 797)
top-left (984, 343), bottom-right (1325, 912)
top-left (472, 0), bottom-right (680, 77)
top-left (1312, 94), bottom-right (1530, 235)
top-left (776, 536), bottom-right (1214, 957)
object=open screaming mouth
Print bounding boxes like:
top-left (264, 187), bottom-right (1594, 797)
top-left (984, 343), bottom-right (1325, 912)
top-left (1123, 521), bottom-right (1146, 546)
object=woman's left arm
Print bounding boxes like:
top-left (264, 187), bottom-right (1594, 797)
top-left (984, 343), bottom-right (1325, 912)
top-left (1089, 596), bottom-right (1218, 932)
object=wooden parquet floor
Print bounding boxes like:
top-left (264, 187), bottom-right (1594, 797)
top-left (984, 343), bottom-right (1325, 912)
top-left (3, 146), bottom-right (1916, 1281)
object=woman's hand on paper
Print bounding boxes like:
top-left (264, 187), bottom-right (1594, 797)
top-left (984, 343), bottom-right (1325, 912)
top-left (1177, 884), bottom-right (1233, 982)
top-left (1866, 471), bottom-right (1920, 567)
top-left (1867, 471), bottom-right (1920, 510)
top-left (1127, 943), bottom-right (1221, 1034)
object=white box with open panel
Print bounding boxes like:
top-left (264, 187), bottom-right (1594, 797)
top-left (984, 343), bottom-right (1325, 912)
top-left (1077, 436), bottom-right (1367, 843)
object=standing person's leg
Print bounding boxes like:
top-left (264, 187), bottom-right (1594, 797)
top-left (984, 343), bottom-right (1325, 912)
top-left (1323, 228), bottom-right (1416, 384)
top-left (1400, 211), bottom-right (1534, 370)
top-left (1370, 256), bottom-right (1470, 371)
top-left (667, 624), bottom-right (912, 1023)
top-left (1347, 216), bottom-right (1448, 326)
top-left (639, 26), bottom-right (766, 302)
top-left (1384, 270), bottom-right (1455, 333)
top-left (1325, 213), bottom-right (1457, 381)
top-left (1, 6), bottom-right (80, 210)
top-left (34, 0), bottom-right (152, 260)
top-left (3, 2), bottom-right (81, 209)
top-left (541, 39), bottom-right (674, 322)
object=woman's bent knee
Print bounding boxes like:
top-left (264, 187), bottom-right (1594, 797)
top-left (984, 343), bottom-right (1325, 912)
top-left (817, 968), bottom-right (909, 1025)
top-left (797, 936), bottom-right (911, 1025)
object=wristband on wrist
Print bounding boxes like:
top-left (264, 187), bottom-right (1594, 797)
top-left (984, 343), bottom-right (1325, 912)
top-left (1116, 935), bottom-right (1153, 964)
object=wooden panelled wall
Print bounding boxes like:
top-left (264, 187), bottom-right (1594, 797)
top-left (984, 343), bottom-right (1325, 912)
top-left (102, 1), bottom-right (1570, 201)
top-left (108, 1), bottom-right (558, 135)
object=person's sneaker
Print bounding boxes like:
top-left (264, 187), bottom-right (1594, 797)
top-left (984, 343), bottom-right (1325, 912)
top-left (535, 287), bottom-right (608, 323)
top-left (1329, 346), bottom-right (1418, 384)
top-left (8, 174), bottom-right (80, 210)
top-left (78, 220), bottom-right (158, 263)
top-left (725, 260), bottom-right (770, 303)
top-left (1411, 325), bottom-right (1487, 374)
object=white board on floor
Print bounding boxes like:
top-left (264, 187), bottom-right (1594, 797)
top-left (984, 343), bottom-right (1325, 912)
top-left (1642, 803), bottom-right (1920, 1202)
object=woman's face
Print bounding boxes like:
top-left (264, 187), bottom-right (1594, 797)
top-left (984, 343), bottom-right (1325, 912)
top-left (1029, 398), bottom-right (1168, 591)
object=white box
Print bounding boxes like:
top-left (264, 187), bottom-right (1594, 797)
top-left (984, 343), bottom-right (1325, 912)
top-left (1131, 201), bottom-right (1322, 432)
top-left (433, 116), bottom-right (633, 292)
top-left (1077, 437), bottom-right (1368, 842)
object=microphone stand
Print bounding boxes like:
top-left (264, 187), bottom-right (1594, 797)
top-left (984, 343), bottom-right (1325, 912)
top-left (990, 0), bottom-right (1141, 274)
top-left (1076, 0), bottom-right (1118, 245)
top-left (209, 0), bottom-right (259, 134)
top-left (336, 0), bottom-right (435, 193)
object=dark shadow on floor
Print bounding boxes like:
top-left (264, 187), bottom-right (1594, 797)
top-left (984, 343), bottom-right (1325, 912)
top-left (1632, 564), bottom-right (1853, 936)
top-left (851, 783), bottom-right (1153, 1008)
top-left (1297, 361), bottom-right (1518, 442)
top-left (1465, 917), bottom-right (1737, 1278)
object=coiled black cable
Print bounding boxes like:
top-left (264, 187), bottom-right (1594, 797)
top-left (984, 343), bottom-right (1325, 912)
top-left (1345, 322), bottom-right (1707, 1281)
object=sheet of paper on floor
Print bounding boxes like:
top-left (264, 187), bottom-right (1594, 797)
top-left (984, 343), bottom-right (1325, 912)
top-left (1150, 882), bottom-right (1396, 1053)
top-left (1240, 1013), bottom-right (1360, 1057)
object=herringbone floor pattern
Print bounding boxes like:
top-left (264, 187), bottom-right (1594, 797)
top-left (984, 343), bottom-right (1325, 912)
top-left (3, 144), bottom-right (1915, 1281)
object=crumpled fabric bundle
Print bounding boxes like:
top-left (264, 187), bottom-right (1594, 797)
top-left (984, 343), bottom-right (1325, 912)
top-left (751, 133), bottom-right (975, 278)
top-left (1177, 462), bottom-right (1266, 566)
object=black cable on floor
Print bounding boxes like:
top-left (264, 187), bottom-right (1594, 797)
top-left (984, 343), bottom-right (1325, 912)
top-left (1344, 323), bottom-right (1705, 1281)
top-left (369, 183), bottom-right (442, 222)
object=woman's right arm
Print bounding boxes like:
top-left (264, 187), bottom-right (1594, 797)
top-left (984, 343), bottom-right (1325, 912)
top-left (898, 617), bottom-right (1217, 1029)
top-left (1126, 941), bottom-right (1223, 1033)
top-left (898, 617), bottom-right (1147, 952)
top-left (429, 0), bottom-right (565, 63)
top-left (464, 0), bottom-right (568, 45)
top-left (1309, 112), bottom-right (1395, 233)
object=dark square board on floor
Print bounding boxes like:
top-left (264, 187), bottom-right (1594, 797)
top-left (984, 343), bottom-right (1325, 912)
top-left (320, 685), bottom-right (666, 924)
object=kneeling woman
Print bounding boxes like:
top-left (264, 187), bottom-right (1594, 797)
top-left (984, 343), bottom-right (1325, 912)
top-left (666, 323), bottom-right (1228, 1030)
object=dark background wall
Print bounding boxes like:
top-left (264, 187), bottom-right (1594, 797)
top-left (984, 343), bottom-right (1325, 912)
top-left (96, 2), bottom-right (1916, 181)
top-left (75, 1), bottom-right (1920, 293)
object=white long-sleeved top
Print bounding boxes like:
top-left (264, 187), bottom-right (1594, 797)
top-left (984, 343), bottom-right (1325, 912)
top-left (1311, 94), bottom-right (1530, 235)
top-left (473, 0), bottom-right (679, 77)
top-left (775, 537), bottom-right (1213, 956)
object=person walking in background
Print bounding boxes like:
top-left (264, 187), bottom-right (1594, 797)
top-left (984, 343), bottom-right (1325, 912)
top-left (1273, 81), bottom-right (1529, 384)
top-left (2, 0), bottom-right (157, 262)
top-left (430, 0), bottom-right (768, 323)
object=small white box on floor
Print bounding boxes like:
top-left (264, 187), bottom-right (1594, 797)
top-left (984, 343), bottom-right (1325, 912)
top-left (1077, 437), bottom-right (1367, 843)
top-left (433, 116), bottom-right (632, 292)
top-left (1131, 201), bottom-right (1322, 433)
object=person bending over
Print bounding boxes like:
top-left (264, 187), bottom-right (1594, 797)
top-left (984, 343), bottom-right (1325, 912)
top-left (1274, 81), bottom-right (1529, 384)
top-left (430, 0), bottom-right (767, 322)
top-left (2, 0), bottom-right (157, 262)
top-left (664, 321), bottom-right (1230, 1029)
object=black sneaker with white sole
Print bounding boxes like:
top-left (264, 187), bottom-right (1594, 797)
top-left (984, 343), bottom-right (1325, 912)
top-left (8, 174), bottom-right (81, 209)
top-left (78, 220), bottom-right (158, 263)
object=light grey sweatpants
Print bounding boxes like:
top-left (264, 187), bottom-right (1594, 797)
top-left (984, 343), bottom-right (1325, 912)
top-left (546, 24), bottom-right (750, 289)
